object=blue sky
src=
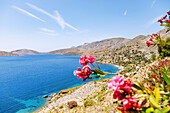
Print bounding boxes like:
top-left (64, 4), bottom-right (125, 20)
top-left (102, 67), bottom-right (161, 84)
top-left (0, 0), bottom-right (170, 52)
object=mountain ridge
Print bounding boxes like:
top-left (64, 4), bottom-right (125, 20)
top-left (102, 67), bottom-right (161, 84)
top-left (11, 49), bottom-right (41, 55)
top-left (0, 28), bottom-right (169, 56)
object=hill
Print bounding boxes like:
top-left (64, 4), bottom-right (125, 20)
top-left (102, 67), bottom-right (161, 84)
top-left (46, 48), bottom-right (82, 55)
top-left (11, 49), bottom-right (41, 55)
top-left (46, 38), bottom-right (130, 55)
top-left (0, 51), bottom-right (19, 56)
top-left (77, 37), bottom-right (130, 50)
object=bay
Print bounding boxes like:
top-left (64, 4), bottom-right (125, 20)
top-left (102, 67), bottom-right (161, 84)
top-left (0, 54), bottom-right (119, 113)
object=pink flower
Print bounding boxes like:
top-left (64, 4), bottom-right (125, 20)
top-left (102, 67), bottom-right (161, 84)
top-left (156, 65), bottom-right (159, 68)
top-left (108, 75), bottom-right (125, 90)
top-left (113, 89), bottom-right (124, 100)
top-left (79, 56), bottom-right (90, 66)
top-left (79, 55), bottom-right (96, 66)
top-left (150, 74), bottom-right (154, 78)
top-left (86, 55), bottom-right (96, 64)
top-left (167, 11), bottom-right (170, 15)
top-left (122, 97), bottom-right (141, 110)
top-left (108, 75), bottom-right (133, 100)
top-left (83, 65), bottom-right (91, 75)
top-left (124, 85), bottom-right (132, 93)
top-left (117, 97), bottom-right (141, 111)
top-left (159, 101), bottom-right (163, 104)
top-left (162, 15), bottom-right (167, 20)
top-left (146, 41), bottom-right (152, 47)
top-left (149, 37), bottom-right (153, 41)
top-left (152, 33), bottom-right (157, 37)
top-left (82, 76), bottom-right (88, 81)
top-left (73, 67), bottom-right (85, 79)
top-left (158, 19), bottom-right (163, 23)
top-left (167, 20), bottom-right (170, 24)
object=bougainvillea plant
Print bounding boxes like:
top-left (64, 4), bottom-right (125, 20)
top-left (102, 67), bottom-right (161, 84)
top-left (146, 11), bottom-right (170, 58)
top-left (158, 11), bottom-right (170, 33)
top-left (108, 59), bottom-right (170, 113)
top-left (74, 11), bottom-right (170, 113)
top-left (73, 55), bottom-right (118, 81)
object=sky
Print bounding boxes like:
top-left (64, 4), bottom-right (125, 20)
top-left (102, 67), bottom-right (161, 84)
top-left (0, 0), bottom-right (170, 52)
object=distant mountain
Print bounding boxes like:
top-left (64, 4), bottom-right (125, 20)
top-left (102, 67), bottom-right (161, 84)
top-left (46, 38), bottom-right (130, 55)
top-left (126, 35), bottom-right (146, 46)
top-left (46, 28), bottom-right (170, 56)
top-left (77, 38), bottom-right (130, 50)
top-left (11, 49), bottom-right (41, 55)
top-left (46, 48), bottom-right (82, 55)
top-left (0, 51), bottom-right (19, 56)
top-left (1, 28), bottom-right (169, 57)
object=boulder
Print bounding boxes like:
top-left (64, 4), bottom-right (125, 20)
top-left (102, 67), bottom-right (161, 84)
top-left (43, 95), bottom-right (48, 98)
top-left (51, 93), bottom-right (57, 97)
top-left (68, 101), bottom-right (78, 109)
top-left (59, 90), bottom-right (69, 95)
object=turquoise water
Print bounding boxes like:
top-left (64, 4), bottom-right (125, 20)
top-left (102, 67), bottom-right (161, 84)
top-left (0, 54), bottom-right (119, 113)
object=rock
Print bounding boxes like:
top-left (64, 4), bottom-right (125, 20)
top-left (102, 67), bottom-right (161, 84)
top-left (59, 90), bottom-right (69, 95)
top-left (43, 95), bottom-right (48, 98)
top-left (51, 93), bottom-right (57, 97)
top-left (68, 101), bottom-right (78, 109)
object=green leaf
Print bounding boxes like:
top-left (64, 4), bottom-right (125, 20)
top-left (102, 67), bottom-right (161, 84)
top-left (161, 100), bottom-right (169, 107)
top-left (136, 80), bottom-right (146, 91)
top-left (149, 95), bottom-right (160, 108)
top-left (166, 28), bottom-right (170, 33)
top-left (145, 78), bottom-right (153, 83)
top-left (161, 69), bottom-right (170, 85)
top-left (116, 109), bottom-right (122, 113)
top-left (154, 84), bottom-right (160, 104)
top-left (161, 107), bottom-right (170, 113)
top-left (141, 98), bottom-right (147, 106)
top-left (94, 68), bottom-right (104, 75)
top-left (146, 107), bottom-right (154, 113)
top-left (133, 84), bottom-right (143, 90)
top-left (165, 66), bottom-right (168, 72)
top-left (154, 109), bottom-right (162, 113)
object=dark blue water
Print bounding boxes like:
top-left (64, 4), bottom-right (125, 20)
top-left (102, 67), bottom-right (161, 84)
top-left (0, 54), bottom-right (119, 113)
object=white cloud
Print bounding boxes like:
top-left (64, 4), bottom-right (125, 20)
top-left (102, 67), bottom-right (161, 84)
top-left (40, 28), bottom-right (55, 33)
top-left (12, 5), bottom-right (45, 22)
top-left (39, 32), bottom-right (59, 36)
top-left (147, 15), bottom-right (163, 27)
top-left (151, 0), bottom-right (156, 8)
top-left (26, 3), bottom-right (79, 31)
top-left (124, 10), bottom-right (127, 16)
top-left (39, 27), bottom-right (59, 36)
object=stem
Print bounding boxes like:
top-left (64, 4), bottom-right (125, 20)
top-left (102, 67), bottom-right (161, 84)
top-left (103, 72), bottom-right (119, 75)
top-left (88, 76), bottom-right (100, 79)
top-left (91, 63), bottom-right (96, 68)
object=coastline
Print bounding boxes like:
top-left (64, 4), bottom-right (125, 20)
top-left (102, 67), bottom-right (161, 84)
top-left (96, 61), bottom-right (124, 71)
top-left (35, 62), bottom-right (123, 113)
top-left (34, 77), bottom-right (116, 113)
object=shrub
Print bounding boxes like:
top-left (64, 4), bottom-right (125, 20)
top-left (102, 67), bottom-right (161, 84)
top-left (84, 99), bottom-right (95, 107)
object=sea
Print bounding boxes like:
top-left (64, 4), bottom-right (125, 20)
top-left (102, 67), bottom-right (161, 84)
top-left (0, 54), bottom-right (119, 113)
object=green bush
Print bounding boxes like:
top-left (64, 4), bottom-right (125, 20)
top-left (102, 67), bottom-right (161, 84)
top-left (97, 94), bottom-right (105, 102)
top-left (84, 99), bottom-right (95, 107)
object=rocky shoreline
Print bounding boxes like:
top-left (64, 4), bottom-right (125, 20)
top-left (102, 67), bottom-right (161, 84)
top-left (34, 78), bottom-right (117, 113)
top-left (34, 62), bottom-right (123, 113)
